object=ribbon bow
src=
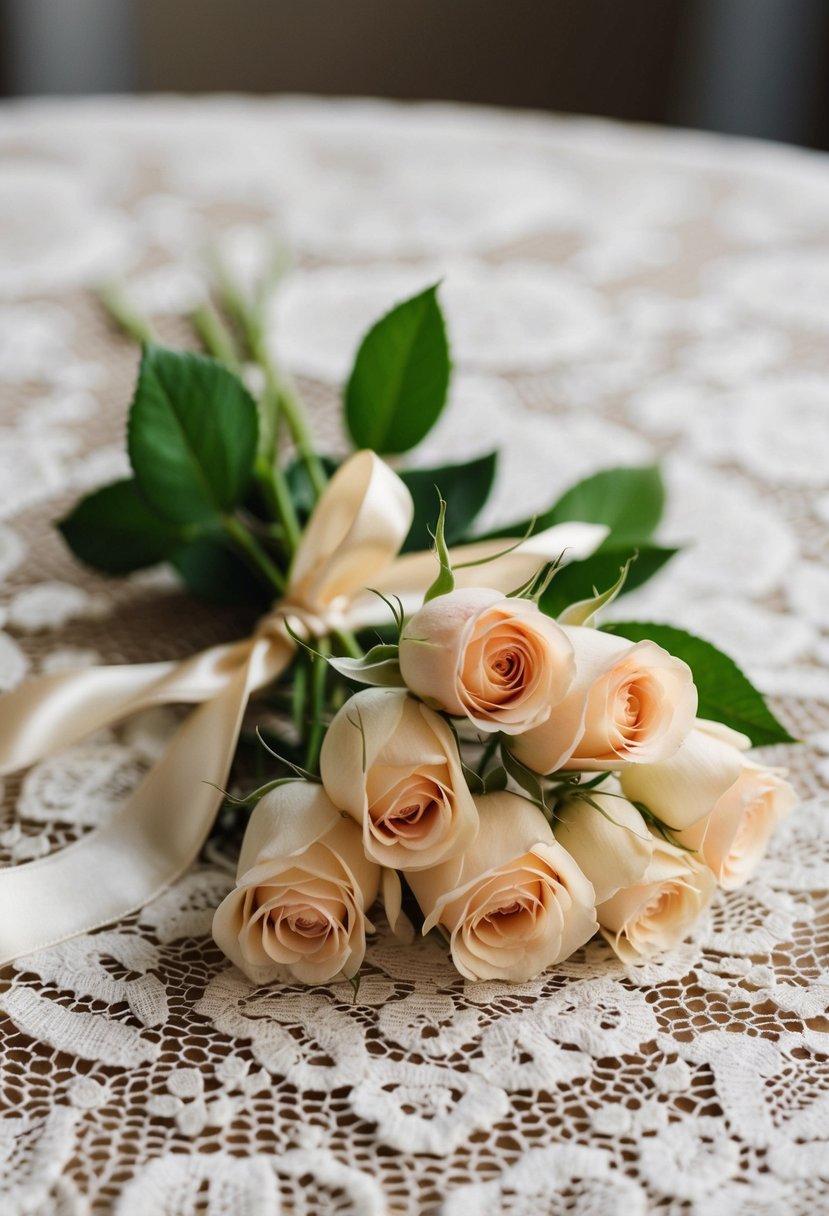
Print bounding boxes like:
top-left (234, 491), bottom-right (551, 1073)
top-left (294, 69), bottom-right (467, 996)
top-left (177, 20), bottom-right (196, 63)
top-left (0, 451), bottom-right (605, 965)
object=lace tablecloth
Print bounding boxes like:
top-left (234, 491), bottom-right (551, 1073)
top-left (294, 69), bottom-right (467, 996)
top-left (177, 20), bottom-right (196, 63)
top-left (1, 96), bottom-right (828, 1216)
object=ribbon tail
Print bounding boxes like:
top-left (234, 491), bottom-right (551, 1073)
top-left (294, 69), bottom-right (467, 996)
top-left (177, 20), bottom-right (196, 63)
top-left (0, 641), bottom-right (251, 776)
top-left (0, 637), bottom-right (291, 966)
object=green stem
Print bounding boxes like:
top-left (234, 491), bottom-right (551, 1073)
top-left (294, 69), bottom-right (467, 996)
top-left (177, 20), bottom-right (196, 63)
top-left (191, 301), bottom-right (241, 368)
top-left (255, 455), bottom-right (301, 553)
top-left (305, 637), bottom-right (330, 773)
top-left (291, 659), bottom-right (308, 737)
top-left (217, 271), bottom-right (327, 500)
top-left (213, 273), bottom-right (279, 458)
top-left (222, 515), bottom-right (286, 594)
top-left (251, 377), bottom-right (302, 557)
top-left (98, 281), bottom-right (156, 345)
top-left (275, 372), bottom-right (327, 498)
top-left (256, 373), bottom-right (281, 469)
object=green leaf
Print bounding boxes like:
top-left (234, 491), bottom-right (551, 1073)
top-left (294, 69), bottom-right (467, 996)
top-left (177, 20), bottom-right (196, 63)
top-left (58, 478), bottom-right (185, 574)
top-left (548, 466), bottom-right (664, 544)
top-left (128, 344), bottom-right (259, 525)
top-left (399, 452), bottom-right (497, 553)
top-left (501, 746), bottom-right (552, 817)
top-left (487, 466), bottom-right (665, 546)
top-left (171, 536), bottom-right (270, 606)
top-left (482, 766), bottom-right (508, 794)
top-left (634, 802), bottom-right (698, 852)
top-left (345, 284), bottom-right (451, 454)
top-left (601, 621), bottom-right (797, 747)
top-left (327, 644), bottom-right (406, 689)
top-left (540, 545), bottom-right (677, 618)
top-left (462, 763), bottom-right (486, 796)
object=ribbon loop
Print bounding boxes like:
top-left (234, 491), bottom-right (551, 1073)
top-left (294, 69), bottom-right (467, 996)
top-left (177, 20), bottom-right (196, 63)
top-left (287, 451), bottom-right (414, 616)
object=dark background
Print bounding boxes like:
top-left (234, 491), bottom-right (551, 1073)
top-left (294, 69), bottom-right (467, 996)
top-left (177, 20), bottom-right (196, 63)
top-left (2, 0), bottom-right (829, 149)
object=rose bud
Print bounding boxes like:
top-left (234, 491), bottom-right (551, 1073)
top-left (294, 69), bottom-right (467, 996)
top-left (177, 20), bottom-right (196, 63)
top-left (597, 838), bottom-right (716, 964)
top-left (511, 626), bottom-right (697, 774)
top-left (399, 587), bottom-right (576, 735)
top-left (554, 780), bottom-right (654, 903)
top-left (320, 688), bottom-right (478, 871)
top-left (407, 791), bottom-right (597, 982)
top-left (212, 781), bottom-right (379, 985)
top-left (673, 760), bottom-right (797, 890)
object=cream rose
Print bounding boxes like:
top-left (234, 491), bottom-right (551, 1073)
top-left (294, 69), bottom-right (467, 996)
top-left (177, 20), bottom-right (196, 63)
top-left (620, 719), bottom-right (750, 830)
top-left (407, 791), bottom-right (597, 981)
top-left (674, 760), bottom-right (797, 890)
top-left (511, 626), bottom-right (697, 774)
top-left (553, 781), bottom-right (654, 903)
top-left (212, 781), bottom-right (379, 984)
top-left (320, 688), bottom-right (478, 870)
top-left (399, 587), bottom-right (576, 734)
top-left (597, 838), bottom-right (716, 963)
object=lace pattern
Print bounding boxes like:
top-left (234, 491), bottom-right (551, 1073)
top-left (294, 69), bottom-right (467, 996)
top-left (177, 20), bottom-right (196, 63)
top-left (0, 97), bottom-right (827, 1215)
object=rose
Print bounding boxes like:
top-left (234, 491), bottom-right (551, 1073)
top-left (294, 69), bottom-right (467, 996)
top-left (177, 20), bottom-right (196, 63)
top-left (212, 781), bottom-right (379, 984)
top-left (674, 760), bottom-right (796, 890)
top-left (511, 626), bottom-right (697, 774)
top-left (597, 839), bottom-right (716, 963)
top-left (320, 687), bottom-right (478, 870)
top-left (553, 781), bottom-right (654, 903)
top-left (399, 587), bottom-right (576, 734)
top-left (619, 718), bottom-right (797, 886)
top-left (407, 791), bottom-right (597, 982)
top-left (620, 719), bottom-right (750, 830)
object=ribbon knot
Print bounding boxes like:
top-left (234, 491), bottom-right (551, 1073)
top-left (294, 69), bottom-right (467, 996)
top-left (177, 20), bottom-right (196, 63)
top-left (0, 451), bottom-right (606, 966)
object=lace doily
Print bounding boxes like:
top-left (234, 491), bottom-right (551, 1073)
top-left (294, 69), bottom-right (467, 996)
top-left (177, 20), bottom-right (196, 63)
top-left (0, 96), bottom-right (827, 1216)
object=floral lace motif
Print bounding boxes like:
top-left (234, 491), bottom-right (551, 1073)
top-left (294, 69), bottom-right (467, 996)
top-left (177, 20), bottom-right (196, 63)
top-left (0, 97), bottom-right (827, 1215)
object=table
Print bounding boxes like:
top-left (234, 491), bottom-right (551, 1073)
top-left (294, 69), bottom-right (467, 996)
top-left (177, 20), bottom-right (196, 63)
top-left (0, 96), bottom-right (827, 1216)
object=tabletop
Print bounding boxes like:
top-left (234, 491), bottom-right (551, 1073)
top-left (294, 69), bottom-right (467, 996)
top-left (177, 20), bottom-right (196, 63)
top-left (0, 95), bottom-right (828, 1216)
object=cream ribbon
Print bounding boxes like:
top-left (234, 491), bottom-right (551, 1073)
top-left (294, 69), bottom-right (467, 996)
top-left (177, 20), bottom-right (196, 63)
top-left (0, 451), bottom-right (606, 965)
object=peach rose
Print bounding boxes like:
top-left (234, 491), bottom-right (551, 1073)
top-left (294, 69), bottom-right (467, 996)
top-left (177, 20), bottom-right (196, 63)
top-left (553, 781), bottom-right (654, 903)
top-left (620, 719), bottom-right (750, 830)
top-left (407, 791), bottom-right (597, 981)
top-left (511, 626), bottom-right (697, 774)
top-left (597, 838), bottom-right (716, 963)
top-left (399, 588), bottom-right (575, 734)
top-left (212, 781), bottom-right (379, 984)
top-left (320, 688), bottom-right (478, 870)
top-left (674, 760), bottom-right (797, 890)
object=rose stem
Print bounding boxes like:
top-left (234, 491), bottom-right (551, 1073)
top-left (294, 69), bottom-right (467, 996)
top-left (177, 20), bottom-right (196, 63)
top-left (191, 300), bottom-right (242, 369)
top-left (304, 637), bottom-right (331, 773)
top-left (98, 281), bottom-right (157, 346)
top-left (215, 268), bottom-right (328, 500)
top-left (222, 515), bottom-right (286, 595)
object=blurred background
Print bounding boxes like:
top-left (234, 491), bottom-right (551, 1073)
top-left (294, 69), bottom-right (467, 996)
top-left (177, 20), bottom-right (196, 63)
top-left (1, 0), bottom-right (829, 149)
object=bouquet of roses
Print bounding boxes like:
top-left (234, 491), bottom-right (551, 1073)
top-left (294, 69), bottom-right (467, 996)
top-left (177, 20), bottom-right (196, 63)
top-left (0, 264), bottom-right (798, 987)
top-left (212, 564), bottom-right (797, 986)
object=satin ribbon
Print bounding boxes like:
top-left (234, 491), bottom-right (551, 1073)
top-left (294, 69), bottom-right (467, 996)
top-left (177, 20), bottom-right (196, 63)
top-left (0, 451), bottom-right (606, 965)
